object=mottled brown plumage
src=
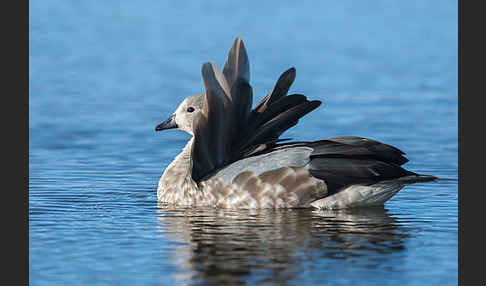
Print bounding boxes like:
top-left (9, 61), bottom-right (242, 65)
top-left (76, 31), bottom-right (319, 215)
top-left (155, 37), bottom-right (437, 209)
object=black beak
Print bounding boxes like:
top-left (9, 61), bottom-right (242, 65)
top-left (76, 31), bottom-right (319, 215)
top-left (155, 114), bottom-right (178, 131)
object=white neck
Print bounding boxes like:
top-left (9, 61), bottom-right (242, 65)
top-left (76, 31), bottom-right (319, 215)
top-left (157, 137), bottom-right (199, 202)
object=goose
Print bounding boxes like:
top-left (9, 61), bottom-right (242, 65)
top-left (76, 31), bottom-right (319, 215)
top-left (155, 37), bottom-right (437, 209)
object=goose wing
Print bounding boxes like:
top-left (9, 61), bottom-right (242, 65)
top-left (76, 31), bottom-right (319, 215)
top-left (191, 37), bottom-right (320, 182)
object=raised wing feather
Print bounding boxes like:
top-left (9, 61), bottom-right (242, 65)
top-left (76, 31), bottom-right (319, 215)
top-left (223, 36), bottom-right (250, 89)
top-left (191, 38), bottom-right (321, 182)
top-left (192, 63), bottom-right (232, 181)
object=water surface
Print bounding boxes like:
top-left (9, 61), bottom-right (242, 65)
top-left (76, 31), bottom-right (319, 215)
top-left (29, 1), bottom-right (458, 285)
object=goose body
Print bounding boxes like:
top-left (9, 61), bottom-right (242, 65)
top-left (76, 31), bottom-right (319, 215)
top-left (155, 37), bottom-right (436, 209)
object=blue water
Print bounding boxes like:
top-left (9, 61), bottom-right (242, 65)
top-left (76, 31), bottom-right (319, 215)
top-left (29, 0), bottom-right (458, 285)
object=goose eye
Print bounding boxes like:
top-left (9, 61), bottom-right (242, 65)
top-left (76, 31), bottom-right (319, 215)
top-left (186, 107), bottom-right (195, 113)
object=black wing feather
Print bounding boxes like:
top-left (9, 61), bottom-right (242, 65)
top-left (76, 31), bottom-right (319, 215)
top-left (191, 38), bottom-right (321, 181)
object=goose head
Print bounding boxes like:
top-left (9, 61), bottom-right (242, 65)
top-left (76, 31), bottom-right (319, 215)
top-left (155, 93), bottom-right (205, 136)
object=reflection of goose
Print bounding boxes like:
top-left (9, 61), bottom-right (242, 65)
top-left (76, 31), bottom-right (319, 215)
top-left (156, 204), bottom-right (408, 284)
top-left (155, 37), bottom-right (436, 209)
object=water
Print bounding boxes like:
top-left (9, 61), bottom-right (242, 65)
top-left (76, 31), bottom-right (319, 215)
top-left (29, 0), bottom-right (458, 285)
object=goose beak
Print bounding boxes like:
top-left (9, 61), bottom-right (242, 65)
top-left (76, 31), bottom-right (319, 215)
top-left (155, 114), bottom-right (178, 131)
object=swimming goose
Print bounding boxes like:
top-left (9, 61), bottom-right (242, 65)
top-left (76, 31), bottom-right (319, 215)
top-left (155, 37), bottom-right (437, 209)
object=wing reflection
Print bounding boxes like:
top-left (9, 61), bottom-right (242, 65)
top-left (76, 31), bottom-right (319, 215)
top-left (156, 205), bottom-right (409, 285)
